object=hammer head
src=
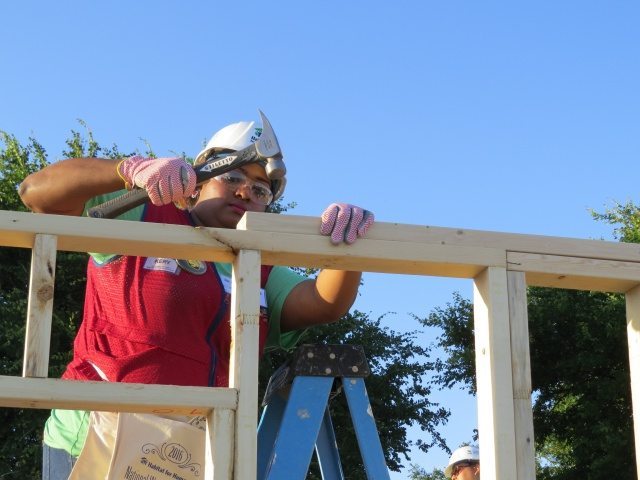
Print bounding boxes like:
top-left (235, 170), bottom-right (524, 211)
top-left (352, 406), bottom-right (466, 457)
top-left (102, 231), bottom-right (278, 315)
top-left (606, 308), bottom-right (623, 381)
top-left (255, 110), bottom-right (286, 180)
top-left (193, 110), bottom-right (287, 201)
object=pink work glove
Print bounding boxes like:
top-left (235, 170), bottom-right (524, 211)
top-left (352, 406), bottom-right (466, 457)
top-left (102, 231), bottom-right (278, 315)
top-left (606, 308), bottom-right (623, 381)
top-left (118, 155), bottom-right (197, 205)
top-left (320, 203), bottom-right (375, 245)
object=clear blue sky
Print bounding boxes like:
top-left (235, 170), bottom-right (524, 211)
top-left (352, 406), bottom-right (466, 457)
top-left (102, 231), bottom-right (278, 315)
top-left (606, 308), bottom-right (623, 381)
top-left (2, 1), bottom-right (639, 477)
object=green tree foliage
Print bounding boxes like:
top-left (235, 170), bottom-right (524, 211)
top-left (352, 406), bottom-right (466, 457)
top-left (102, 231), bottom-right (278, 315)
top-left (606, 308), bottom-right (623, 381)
top-left (408, 464), bottom-right (447, 480)
top-left (422, 205), bottom-right (639, 479)
top-left (530, 288), bottom-right (633, 479)
top-left (0, 129), bottom-right (448, 478)
top-left (259, 311), bottom-right (449, 478)
top-left (423, 293), bottom-right (476, 395)
top-left (591, 201), bottom-right (640, 243)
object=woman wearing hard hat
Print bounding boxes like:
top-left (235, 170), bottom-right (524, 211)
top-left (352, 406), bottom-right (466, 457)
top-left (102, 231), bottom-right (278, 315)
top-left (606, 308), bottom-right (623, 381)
top-left (20, 114), bottom-right (374, 479)
top-left (444, 445), bottom-right (481, 479)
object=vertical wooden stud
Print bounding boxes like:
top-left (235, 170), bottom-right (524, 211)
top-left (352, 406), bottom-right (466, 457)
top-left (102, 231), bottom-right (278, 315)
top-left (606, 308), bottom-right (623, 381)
top-left (205, 408), bottom-right (235, 480)
top-left (229, 249), bottom-right (261, 480)
top-left (473, 266), bottom-right (518, 479)
top-left (508, 271), bottom-right (536, 480)
top-left (626, 285), bottom-right (640, 479)
top-left (23, 234), bottom-right (57, 378)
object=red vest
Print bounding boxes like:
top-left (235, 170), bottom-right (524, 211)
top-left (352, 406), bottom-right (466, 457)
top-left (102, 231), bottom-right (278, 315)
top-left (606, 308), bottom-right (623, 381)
top-left (63, 204), bottom-right (272, 387)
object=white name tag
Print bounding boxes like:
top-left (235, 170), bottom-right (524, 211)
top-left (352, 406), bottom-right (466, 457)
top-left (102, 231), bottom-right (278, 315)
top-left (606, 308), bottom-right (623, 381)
top-left (143, 257), bottom-right (179, 274)
top-left (220, 274), bottom-right (267, 308)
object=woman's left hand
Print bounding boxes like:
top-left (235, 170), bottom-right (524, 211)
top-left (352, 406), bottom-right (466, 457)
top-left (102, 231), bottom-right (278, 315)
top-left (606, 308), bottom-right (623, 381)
top-left (320, 203), bottom-right (375, 245)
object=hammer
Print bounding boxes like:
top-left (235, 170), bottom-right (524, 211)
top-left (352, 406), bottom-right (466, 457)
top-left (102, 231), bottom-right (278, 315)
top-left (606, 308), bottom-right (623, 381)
top-left (88, 110), bottom-right (285, 219)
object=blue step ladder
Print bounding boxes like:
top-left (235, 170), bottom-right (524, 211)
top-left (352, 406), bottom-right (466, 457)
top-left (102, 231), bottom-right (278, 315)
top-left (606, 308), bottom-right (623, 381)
top-left (257, 345), bottom-right (391, 480)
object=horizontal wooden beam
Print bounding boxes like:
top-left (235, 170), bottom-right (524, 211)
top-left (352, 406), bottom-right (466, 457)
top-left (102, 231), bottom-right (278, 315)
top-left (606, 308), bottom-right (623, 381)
top-left (507, 252), bottom-right (640, 293)
top-left (0, 210), bottom-right (235, 263)
top-left (0, 210), bottom-right (505, 277)
top-left (229, 233), bottom-right (506, 277)
top-left (3, 210), bottom-right (640, 289)
top-left (0, 376), bottom-right (237, 415)
top-left (240, 213), bottom-right (640, 263)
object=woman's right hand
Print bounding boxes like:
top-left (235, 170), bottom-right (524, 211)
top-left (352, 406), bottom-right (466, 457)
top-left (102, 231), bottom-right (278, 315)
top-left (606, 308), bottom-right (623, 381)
top-left (117, 156), bottom-right (197, 205)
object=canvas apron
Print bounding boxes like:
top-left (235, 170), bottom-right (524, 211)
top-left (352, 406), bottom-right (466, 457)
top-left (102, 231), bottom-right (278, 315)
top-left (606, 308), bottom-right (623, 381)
top-left (69, 412), bottom-right (206, 480)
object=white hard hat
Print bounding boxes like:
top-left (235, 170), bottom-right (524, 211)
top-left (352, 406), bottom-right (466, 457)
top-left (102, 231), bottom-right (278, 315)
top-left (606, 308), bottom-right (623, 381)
top-left (444, 445), bottom-right (480, 477)
top-left (194, 120), bottom-right (286, 203)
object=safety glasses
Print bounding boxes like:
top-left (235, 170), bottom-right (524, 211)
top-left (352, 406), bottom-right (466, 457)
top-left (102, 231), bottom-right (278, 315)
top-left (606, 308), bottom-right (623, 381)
top-left (215, 169), bottom-right (273, 206)
top-left (452, 461), bottom-right (478, 476)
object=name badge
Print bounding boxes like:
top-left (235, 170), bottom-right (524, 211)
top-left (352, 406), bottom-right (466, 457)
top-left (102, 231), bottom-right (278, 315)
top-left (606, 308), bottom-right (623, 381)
top-left (143, 257), bottom-right (179, 274)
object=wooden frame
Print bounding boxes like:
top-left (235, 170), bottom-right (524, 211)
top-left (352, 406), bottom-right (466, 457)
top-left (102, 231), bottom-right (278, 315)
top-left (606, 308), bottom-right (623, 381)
top-left (1, 209), bottom-right (640, 479)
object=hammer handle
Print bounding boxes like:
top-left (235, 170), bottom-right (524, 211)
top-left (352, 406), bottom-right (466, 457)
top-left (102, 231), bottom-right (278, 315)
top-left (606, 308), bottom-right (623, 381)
top-left (87, 188), bottom-right (149, 219)
top-left (87, 147), bottom-right (261, 219)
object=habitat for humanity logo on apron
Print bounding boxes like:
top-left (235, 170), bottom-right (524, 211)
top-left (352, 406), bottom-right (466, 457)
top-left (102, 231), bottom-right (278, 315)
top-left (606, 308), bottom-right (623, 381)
top-left (69, 412), bottom-right (206, 480)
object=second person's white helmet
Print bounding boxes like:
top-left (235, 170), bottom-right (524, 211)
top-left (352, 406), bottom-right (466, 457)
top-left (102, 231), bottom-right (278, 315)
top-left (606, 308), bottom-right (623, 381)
top-left (195, 120), bottom-right (286, 202)
top-left (444, 445), bottom-right (480, 477)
